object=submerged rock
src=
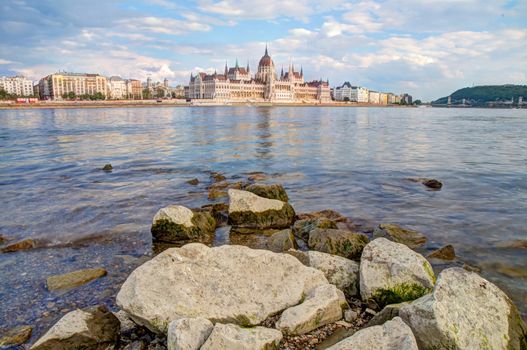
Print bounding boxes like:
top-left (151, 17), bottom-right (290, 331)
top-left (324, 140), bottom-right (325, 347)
top-left (427, 244), bottom-right (455, 260)
top-left (326, 317), bottom-right (418, 350)
top-left (373, 223), bottom-right (427, 249)
top-left (210, 171), bottom-right (226, 183)
top-left (400, 267), bottom-right (527, 350)
top-left (496, 239), bottom-right (527, 249)
top-left (0, 234), bottom-right (4, 245)
top-left (293, 218), bottom-right (338, 241)
top-left (288, 250), bottom-right (359, 296)
top-left (227, 189), bottom-right (295, 229)
top-left (30, 305), bottom-right (120, 350)
top-left (46, 268), bottom-right (107, 291)
top-left (200, 323), bottom-right (282, 350)
top-left (200, 203), bottom-right (229, 227)
top-left (167, 318), bottom-right (213, 350)
top-left (276, 284), bottom-right (347, 335)
top-left (408, 177), bottom-right (443, 190)
top-left (102, 163), bottom-right (113, 171)
top-left (360, 238), bottom-right (435, 308)
top-left (0, 325), bottom-right (33, 348)
top-left (151, 205), bottom-right (216, 242)
top-left (186, 178), bottom-right (199, 186)
top-left (1, 238), bottom-right (36, 253)
top-left (116, 243), bottom-right (328, 333)
top-left (267, 229), bottom-right (297, 252)
top-left (308, 228), bottom-right (368, 260)
top-left (297, 209), bottom-right (349, 223)
top-left (245, 183), bottom-right (289, 202)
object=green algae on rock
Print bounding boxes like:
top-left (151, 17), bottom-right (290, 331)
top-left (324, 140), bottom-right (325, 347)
top-left (267, 229), bottom-right (298, 252)
top-left (373, 223), bottom-right (427, 249)
top-left (228, 189), bottom-right (295, 229)
top-left (0, 325), bottom-right (32, 348)
top-left (151, 205), bottom-right (216, 243)
top-left (293, 218), bottom-right (338, 241)
top-left (308, 229), bottom-right (368, 260)
top-left (372, 283), bottom-right (430, 309)
top-left (1, 238), bottom-right (36, 253)
top-left (46, 268), bottom-right (107, 291)
top-left (427, 244), bottom-right (456, 260)
top-left (245, 183), bottom-right (289, 202)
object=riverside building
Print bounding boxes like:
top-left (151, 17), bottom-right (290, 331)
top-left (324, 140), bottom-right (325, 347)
top-left (38, 72), bottom-right (108, 100)
top-left (187, 46), bottom-right (330, 103)
top-left (0, 76), bottom-right (34, 96)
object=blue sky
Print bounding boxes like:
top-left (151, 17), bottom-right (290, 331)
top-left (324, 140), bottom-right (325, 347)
top-left (0, 0), bottom-right (526, 100)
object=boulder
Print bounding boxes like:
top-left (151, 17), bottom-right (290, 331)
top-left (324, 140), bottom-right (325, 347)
top-left (102, 163), bottom-right (113, 171)
top-left (408, 177), bottom-right (442, 190)
top-left (400, 267), bottom-right (527, 350)
top-left (46, 268), bottom-right (107, 291)
top-left (267, 229), bottom-right (297, 252)
top-left (288, 250), bottom-right (359, 296)
top-left (227, 189), bottom-right (295, 229)
top-left (360, 238), bottom-right (435, 308)
top-left (366, 302), bottom-right (409, 327)
top-left (296, 210), bottom-right (348, 222)
top-left (427, 244), bottom-right (455, 260)
top-left (373, 224), bottom-right (427, 249)
top-left (1, 238), bottom-right (36, 253)
top-left (186, 178), bottom-right (199, 186)
top-left (245, 183), bottom-right (289, 202)
top-left (116, 243), bottom-right (328, 333)
top-left (326, 317), bottom-right (418, 350)
top-left (200, 203), bottom-right (229, 227)
top-left (292, 218), bottom-right (337, 241)
top-left (200, 323), bottom-right (282, 350)
top-left (276, 284), bottom-right (347, 335)
top-left (308, 229), bottom-right (368, 260)
top-left (151, 205), bottom-right (216, 242)
top-left (167, 318), bottom-right (213, 350)
top-left (30, 305), bottom-right (120, 350)
top-left (0, 325), bottom-right (33, 348)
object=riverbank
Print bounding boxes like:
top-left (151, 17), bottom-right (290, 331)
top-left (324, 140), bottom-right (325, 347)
top-left (2, 181), bottom-right (526, 349)
top-left (0, 99), bottom-right (415, 109)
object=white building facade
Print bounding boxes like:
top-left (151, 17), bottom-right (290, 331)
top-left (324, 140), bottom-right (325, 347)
top-left (38, 73), bottom-right (108, 100)
top-left (108, 76), bottom-right (127, 99)
top-left (0, 76), bottom-right (34, 96)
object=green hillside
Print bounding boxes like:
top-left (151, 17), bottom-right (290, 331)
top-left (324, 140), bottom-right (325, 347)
top-left (433, 85), bottom-right (527, 105)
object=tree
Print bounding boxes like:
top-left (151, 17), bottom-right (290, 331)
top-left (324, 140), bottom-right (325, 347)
top-left (143, 88), bottom-right (152, 99)
top-left (67, 91), bottom-right (76, 100)
top-left (414, 99), bottom-right (422, 105)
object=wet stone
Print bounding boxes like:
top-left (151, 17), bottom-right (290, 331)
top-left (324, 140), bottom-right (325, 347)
top-left (0, 325), bottom-right (33, 348)
top-left (427, 244), bottom-right (455, 260)
top-left (373, 223), bottom-right (427, 249)
top-left (1, 238), bottom-right (36, 253)
top-left (102, 164), bottom-right (113, 171)
top-left (46, 268), bottom-right (107, 291)
top-left (186, 178), bottom-right (199, 186)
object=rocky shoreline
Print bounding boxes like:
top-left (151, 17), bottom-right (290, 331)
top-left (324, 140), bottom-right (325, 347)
top-left (1, 178), bottom-right (526, 350)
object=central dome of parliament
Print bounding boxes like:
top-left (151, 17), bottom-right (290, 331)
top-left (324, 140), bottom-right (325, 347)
top-left (258, 45), bottom-right (274, 68)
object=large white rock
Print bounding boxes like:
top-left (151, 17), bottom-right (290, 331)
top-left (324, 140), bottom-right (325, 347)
top-left (276, 284), bottom-right (347, 335)
top-left (228, 189), bottom-right (285, 213)
top-left (153, 205), bottom-right (194, 227)
top-left (116, 243), bottom-right (329, 333)
top-left (151, 205), bottom-right (216, 242)
top-left (167, 318), bottom-right (213, 350)
top-left (200, 323), bottom-right (282, 350)
top-left (360, 238), bottom-right (435, 302)
top-left (326, 317), bottom-right (418, 350)
top-left (399, 267), bottom-right (527, 350)
top-left (30, 306), bottom-right (120, 350)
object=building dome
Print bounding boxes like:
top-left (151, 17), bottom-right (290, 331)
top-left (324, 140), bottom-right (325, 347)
top-left (258, 45), bottom-right (274, 68)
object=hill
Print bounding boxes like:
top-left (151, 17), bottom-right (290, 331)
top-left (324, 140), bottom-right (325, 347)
top-left (433, 85), bottom-right (527, 106)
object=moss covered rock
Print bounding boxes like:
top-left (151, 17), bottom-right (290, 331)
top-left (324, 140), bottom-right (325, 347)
top-left (267, 229), bottom-right (297, 252)
top-left (46, 268), bottom-right (107, 291)
top-left (308, 228), bottom-right (368, 260)
top-left (293, 218), bottom-right (338, 241)
top-left (400, 267), bottom-right (527, 350)
top-left (1, 238), bottom-right (36, 253)
top-left (151, 205), bottom-right (216, 243)
top-left (359, 238), bottom-right (435, 305)
top-left (245, 183), bottom-right (289, 202)
top-left (228, 189), bottom-right (295, 229)
top-left (0, 326), bottom-right (32, 348)
top-left (427, 244), bottom-right (455, 260)
top-left (373, 223), bottom-right (427, 249)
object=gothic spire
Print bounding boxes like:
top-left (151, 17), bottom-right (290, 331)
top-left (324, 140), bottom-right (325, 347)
top-left (235, 58), bottom-right (239, 68)
top-left (300, 66), bottom-right (303, 76)
top-left (265, 44), bottom-right (268, 56)
top-left (224, 61), bottom-right (228, 76)
top-left (246, 60), bottom-right (250, 72)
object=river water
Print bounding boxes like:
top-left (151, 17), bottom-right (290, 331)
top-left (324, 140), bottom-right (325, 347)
top-left (1, 106), bottom-right (526, 341)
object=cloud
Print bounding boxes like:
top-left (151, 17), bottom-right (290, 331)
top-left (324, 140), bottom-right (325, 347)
top-left (0, 59), bottom-right (14, 65)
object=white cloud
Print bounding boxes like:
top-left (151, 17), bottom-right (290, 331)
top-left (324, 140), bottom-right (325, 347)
top-left (0, 59), bottom-right (14, 65)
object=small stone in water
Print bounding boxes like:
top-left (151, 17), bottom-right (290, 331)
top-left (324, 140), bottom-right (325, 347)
top-left (0, 325), bottom-right (33, 347)
top-left (1, 238), bottom-right (36, 253)
top-left (102, 164), bottom-right (113, 171)
top-left (46, 268), bottom-right (107, 290)
top-left (186, 178), bottom-right (199, 185)
top-left (427, 244), bottom-right (455, 260)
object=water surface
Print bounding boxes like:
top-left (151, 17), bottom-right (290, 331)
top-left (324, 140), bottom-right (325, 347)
top-left (1, 106), bottom-right (526, 340)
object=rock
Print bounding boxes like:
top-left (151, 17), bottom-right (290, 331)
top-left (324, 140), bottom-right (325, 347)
top-left (46, 268), bottom-right (107, 291)
top-left (246, 172), bottom-right (268, 181)
top-left (360, 238), bottom-right (435, 308)
top-left (200, 323), bottom-right (282, 350)
top-left (113, 310), bottom-right (137, 334)
top-left (400, 267), bottom-right (527, 350)
top-left (409, 177), bottom-right (442, 190)
top-left (102, 163), bottom-right (113, 171)
top-left (0, 325), bottom-right (33, 348)
top-left (366, 302), bottom-right (409, 327)
top-left (0, 234), bottom-right (4, 245)
top-left (427, 244), bottom-right (455, 260)
top-left (116, 243), bottom-right (328, 333)
top-left (210, 172), bottom-right (226, 183)
top-left (344, 309), bottom-right (359, 323)
top-left (151, 205), bottom-right (216, 242)
top-left (267, 229), bottom-right (297, 252)
top-left (167, 318), bottom-right (213, 350)
top-left (326, 317), bottom-right (418, 350)
top-left (288, 250), bottom-right (359, 296)
top-left (292, 218), bottom-right (337, 241)
top-left (245, 183), bottom-right (289, 202)
top-left (208, 188), bottom-right (227, 200)
top-left (30, 305), bottom-right (120, 350)
top-left (186, 178), bottom-right (199, 186)
top-left (496, 239), bottom-right (527, 249)
top-left (297, 210), bottom-right (348, 222)
top-left (308, 229), bottom-right (368, 260)
top-left (276, 284), bottom-right (347, 335)
top-left (227, 189), bottom-right (295, 229)
top-left (373, 224), bottom-right (427, 249)
top-left (1, 238), bottom-right (36, 253)
top-left (200, 203), bottom-right (229, 227)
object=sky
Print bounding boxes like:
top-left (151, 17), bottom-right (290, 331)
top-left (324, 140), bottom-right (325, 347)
top-left (0, 0), bottom-right (526, 101)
